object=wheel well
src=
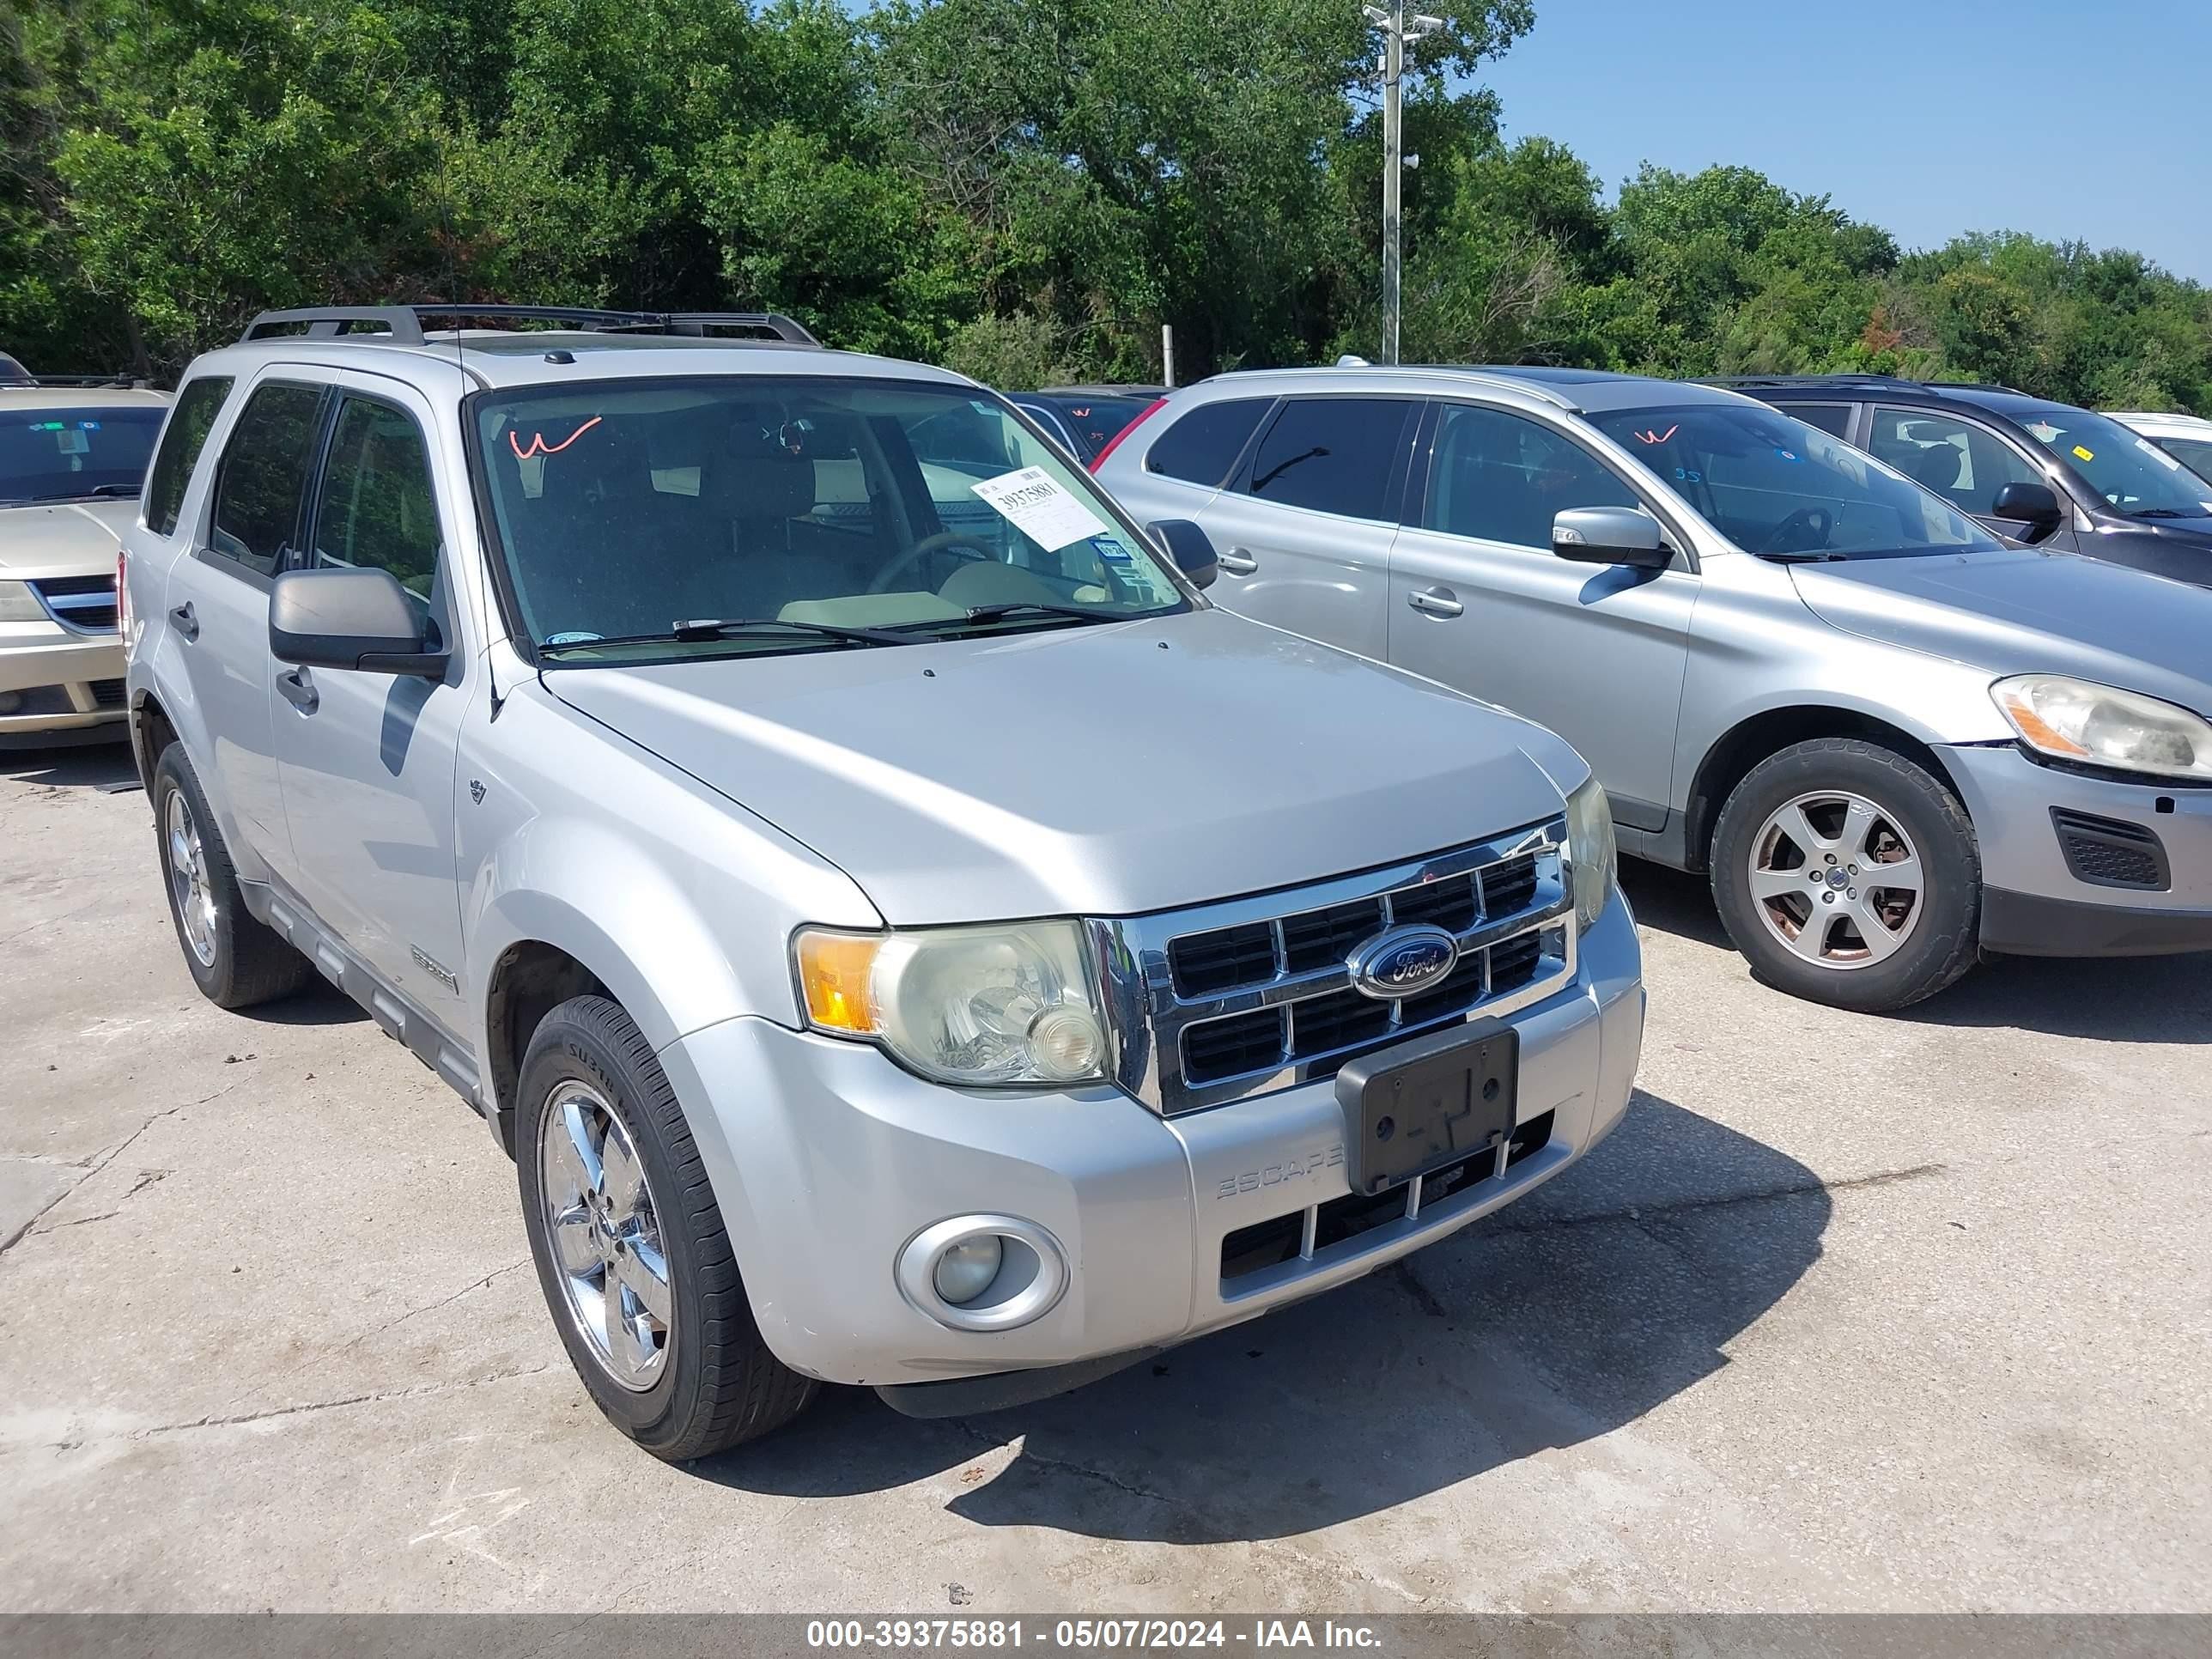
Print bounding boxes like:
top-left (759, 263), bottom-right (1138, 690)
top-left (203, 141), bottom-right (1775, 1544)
top-left (1683, 708), bottom-right (1962, 872)
top-left (485, 942), bottom-right (610, 1133)
top-left (132, 691), bottom-right (178, 793)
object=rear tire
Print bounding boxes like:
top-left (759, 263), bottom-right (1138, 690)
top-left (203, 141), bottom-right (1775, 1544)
top-left (516, 994), bottom-right (816, 1460)
top-left (1710, 738), bottom-right (1980, 1012)
top-left (151, 744), bottom-right (315, 1009)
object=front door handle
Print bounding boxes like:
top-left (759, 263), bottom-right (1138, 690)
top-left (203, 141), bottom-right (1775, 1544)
top-left (1217, 548), bottom-right (1259, 576)
top-left (276, 666), bottom-right (319, 714)
top-left (167, 602), bottom-right (198, 641)
top-left (1407, 586), bottom-right (1463, 618)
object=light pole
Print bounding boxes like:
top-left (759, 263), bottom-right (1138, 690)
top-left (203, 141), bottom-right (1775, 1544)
top-left (1363, 3), bottom-right (1443, 365)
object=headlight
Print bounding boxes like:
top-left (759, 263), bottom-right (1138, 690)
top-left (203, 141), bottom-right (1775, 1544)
top-left (1565, 775), bottom-right (1617, 930)
top-left (793, 921), bottom-right (1111, 1087)
top-left (0, 580), bottom-right (49, 623)
top-left (1991, 675), bottom-right (2212, 782)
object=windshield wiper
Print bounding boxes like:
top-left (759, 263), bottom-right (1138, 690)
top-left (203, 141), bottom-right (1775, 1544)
top-left (882, 600), bottom-right (1131, 634)
top-left (2129, 507), bottom-right (2197, 520)
top-left (538, 617), bottom-right (910, 653)
top-left (1753, 550), bottom-right (1850, 563)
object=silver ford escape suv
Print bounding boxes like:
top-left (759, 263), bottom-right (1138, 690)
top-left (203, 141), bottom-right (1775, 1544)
top-left (1097, 365), bottom-right (2212, 1012)
top-left (118, 307), bottom-right (1643, 1459)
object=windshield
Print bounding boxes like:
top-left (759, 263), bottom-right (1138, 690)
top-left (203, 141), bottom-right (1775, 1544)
top-left (1587, 404), bottom-right (2002, 558)
top-left (2020, 408), bottom-right (2212, 517)
top-left (0, 405), bottom-right (164, 506)
top-left (2153, 434), bottom-right (2212, 485)
top-left (1032, 394), bottom-right (1154, 460)
top-left (471, 378), bottom-right (1188, 660)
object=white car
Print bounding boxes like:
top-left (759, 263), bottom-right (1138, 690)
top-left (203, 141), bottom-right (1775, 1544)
top-left (0, 382), bottom-right (170, 742)
top-left (2107, 409), bottom-right (2212, 486)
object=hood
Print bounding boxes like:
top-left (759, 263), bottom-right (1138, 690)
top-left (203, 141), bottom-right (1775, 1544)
top-left (1788, 547), bottom-right (2212, 718)
top-left (0, 500), bottom-right (133, 577)
top-left (546, 609), bottom-right (1578, 923)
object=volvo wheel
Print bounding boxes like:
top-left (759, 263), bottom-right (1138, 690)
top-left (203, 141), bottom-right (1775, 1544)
top-left (516, 994), bottom-right (816, 1459)
top-left (1711, 738), bottom-right (1979, 1012)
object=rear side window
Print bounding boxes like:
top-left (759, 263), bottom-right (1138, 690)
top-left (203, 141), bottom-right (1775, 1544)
top-left (208, 383), bottom-right (324, 577)
top-left (144, 376), bottom-right (234, 536)
top-left (1785, 404), bottom-right (1853, 439)
top-left (1238, 398), bottom-right (1413, 520)
top-left (1146, 398), bottom-right (1273, 486)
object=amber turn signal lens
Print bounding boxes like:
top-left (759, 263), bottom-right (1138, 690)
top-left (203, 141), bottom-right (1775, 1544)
top-left (795, 931), bottom-right (883, 1033)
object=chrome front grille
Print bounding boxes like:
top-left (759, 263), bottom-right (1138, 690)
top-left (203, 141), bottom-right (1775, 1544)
top-left (1096, 819), bottom-right (1577, 1115)
top-left (30, 575), bottom-right (118, 633)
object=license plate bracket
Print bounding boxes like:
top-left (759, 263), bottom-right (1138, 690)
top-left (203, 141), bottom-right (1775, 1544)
top-left (1334, 1019), bottom-right (1520, 1197)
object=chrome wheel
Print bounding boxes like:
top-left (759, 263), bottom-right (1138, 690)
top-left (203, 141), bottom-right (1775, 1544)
top-left (537, 1082), bottom-right (672, 1391)
top-left (1747, 789), bottom-right (1924, 971)
top-left (164, 789), bottom-right (217, 968)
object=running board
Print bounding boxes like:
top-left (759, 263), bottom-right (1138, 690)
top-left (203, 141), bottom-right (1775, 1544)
top-left (237, 878), bottom-right (496, 1144)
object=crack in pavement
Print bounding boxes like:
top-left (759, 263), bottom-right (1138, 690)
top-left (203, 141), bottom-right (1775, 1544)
top-left (35, 1363), bottom-right (557, 1452)
top-left (1475, 1160), bottom-right (1947, 1238)
top-left (0, 1085), bottom-right (231, 1258)
top-left (344, 1259), bottom-right (532, 1349)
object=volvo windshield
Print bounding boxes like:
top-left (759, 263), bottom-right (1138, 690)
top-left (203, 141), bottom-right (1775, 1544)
top-left (471, 378), bottom-right (1188, 660)
top-left (1589, 404), bottom-right (2002, 560)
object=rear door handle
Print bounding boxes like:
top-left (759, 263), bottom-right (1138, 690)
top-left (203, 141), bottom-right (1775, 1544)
top-left (276, 666), bottom-right (319, 714)
top-left (1407, 586), bottom-right (1463, 618)
top-left (1217, 548), bottom-right (1259, 575)
top-left (167, 602), bottom-right (198, 641)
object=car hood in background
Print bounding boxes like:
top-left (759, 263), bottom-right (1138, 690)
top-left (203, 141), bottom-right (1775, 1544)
top-left (0, 500), bottom-right (134, 578)
top-left (1789, 548), bottom-right (2212, 717)
top-left (546, 610), bottom-right (1579, 923)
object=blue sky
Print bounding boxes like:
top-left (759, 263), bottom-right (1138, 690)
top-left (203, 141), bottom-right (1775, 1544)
top-left (1480, 0), bottom-right (2212, 280)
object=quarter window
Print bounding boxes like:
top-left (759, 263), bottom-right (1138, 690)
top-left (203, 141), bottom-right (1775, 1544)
top-left (1239, 398), bottom-right (1413, 520)
top-left (144, 377), bottom-right (234, 536)
top-left (1868, 407), bottom-right (2039, 518)
top-left (1146, 398), bottom-right (1273, 486)
top-left (1786, 404), bottom-right (1854, 440)
top-left (311, 397), bottom-right (447, 635)
top-left (208, 383), bottom-right (324, 577)
top-left (1424, 403), bottom-right (1638, 547)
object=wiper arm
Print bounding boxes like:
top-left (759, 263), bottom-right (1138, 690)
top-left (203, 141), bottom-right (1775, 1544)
top-left (85, 483), bottom-right (140, 497)
top-left (538, 617), bottom-right (910, 653)
top-left (881, 600), bottom-right (1128, 633)
top-left (1754, 550), bottom-right (1849, 563)
top-left (2130, 507), bottom-right (2195, 520)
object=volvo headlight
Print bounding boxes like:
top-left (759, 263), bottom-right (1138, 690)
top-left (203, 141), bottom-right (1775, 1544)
top-left (0, 580), bottom-right (49, 623)
top-left (1991, 675), bottom-right (2212, 782)
top-left (793, 921), bottom-right (1110, 1087)
top-left (1566, 775), bottom-right (1618, 930)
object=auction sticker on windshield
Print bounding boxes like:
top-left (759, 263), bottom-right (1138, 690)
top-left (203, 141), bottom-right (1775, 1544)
top-left (972, 465), bottom-right (1109, 551)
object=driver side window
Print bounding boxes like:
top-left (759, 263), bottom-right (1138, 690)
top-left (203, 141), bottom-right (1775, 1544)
top-left (1424, 404), bottom-right (1639, 549)
top-left (311, 396), bottom-right (448, 648)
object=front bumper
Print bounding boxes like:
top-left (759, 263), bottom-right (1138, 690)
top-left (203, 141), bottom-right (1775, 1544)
top-left (0, 626), bottom-right (126, 738)
top-left (657, 895), bottom-right (1645, 1389)
top-left (1942, 744), bottom-right (2212, 958)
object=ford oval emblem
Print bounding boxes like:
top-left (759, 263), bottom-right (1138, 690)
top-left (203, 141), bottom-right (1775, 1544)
top-left (1347, 925), bottom-right (1460, 1001)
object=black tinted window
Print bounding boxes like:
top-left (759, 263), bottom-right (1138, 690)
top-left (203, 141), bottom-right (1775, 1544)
top-left (1786, 404), bottom-right (1853, 439)
top-left (209, 384), bottom-right (322, 576)
top-left (145, 377), bottom-right (233, 535)
top-left (1868, 407), bottom-right (2039, 518)
top-left (1241, 398), bottom-right (1413, 519)
top-left (1425, 404), bottom-right (1638, 546)
top-left (312, 397), bottom-right (445, 636)
top-left (1146, 398), bottom-right (1272, 485)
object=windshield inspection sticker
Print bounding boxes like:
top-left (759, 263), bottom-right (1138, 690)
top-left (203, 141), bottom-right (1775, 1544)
top-left (2073, 444), bottom-right (2095, 462)
top-left (970, 466), bottom-right (1108, 551)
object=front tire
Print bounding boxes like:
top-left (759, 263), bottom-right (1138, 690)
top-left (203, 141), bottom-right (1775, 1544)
top-left (516, 994), bottom-right (816, 1460)
top-left (151, 744), bottom-right (315, 1009)
top-left (1710, 738), bottom-right (1980, 1012)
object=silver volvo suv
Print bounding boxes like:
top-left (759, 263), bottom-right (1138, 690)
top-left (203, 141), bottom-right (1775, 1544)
top-left (1097, 365), bottom-right (2212, 1012)
top-left (119, 307), bottom-right (1643, 1458)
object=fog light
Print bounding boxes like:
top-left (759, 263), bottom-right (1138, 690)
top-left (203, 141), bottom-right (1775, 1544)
top-left (932, 1234), bottom-right (1003, 1305)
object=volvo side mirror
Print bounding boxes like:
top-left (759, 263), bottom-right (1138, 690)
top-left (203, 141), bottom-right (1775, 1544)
top-left (1553, 506), bottom-right (1672, 570)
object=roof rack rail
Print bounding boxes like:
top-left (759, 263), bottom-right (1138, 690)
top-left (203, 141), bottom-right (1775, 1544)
top-left (26, 372), bottom-right (155, 389)
top-left (1701, 373), bottom-right (2028, 397)
top-left (239, 305), bottom-right (820, 348)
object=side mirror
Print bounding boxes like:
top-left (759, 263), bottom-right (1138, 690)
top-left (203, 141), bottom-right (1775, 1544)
top-left (269, 567), bottom-right (445, 677)
top-left (1553, 506), bottom-right (1672, 570)
top-left (1147, 519), bottom-right (1218, 590)
top-left (1990, 480), bottom-right (2063, 540)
